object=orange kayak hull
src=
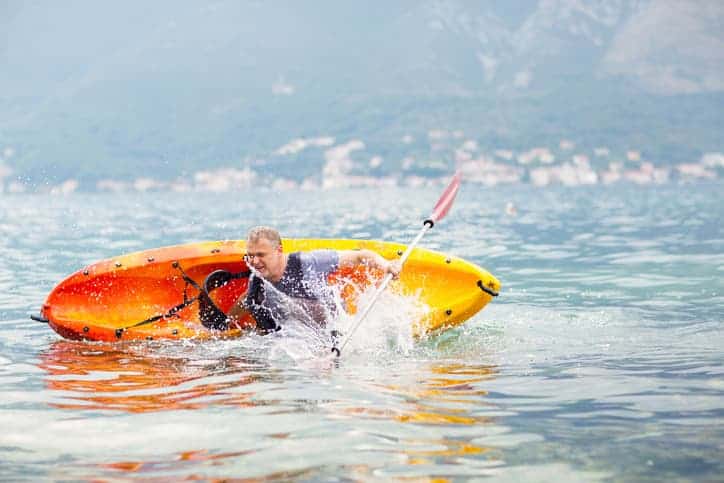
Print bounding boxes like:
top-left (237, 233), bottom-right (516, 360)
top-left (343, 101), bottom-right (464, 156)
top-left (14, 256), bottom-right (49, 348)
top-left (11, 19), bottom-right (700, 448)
top-left (40, 239), bottom-right (501, 342)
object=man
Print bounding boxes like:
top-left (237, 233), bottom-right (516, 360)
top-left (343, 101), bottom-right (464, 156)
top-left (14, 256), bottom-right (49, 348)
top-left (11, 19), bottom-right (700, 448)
top-left (225, 226), bottom-right (400, 333)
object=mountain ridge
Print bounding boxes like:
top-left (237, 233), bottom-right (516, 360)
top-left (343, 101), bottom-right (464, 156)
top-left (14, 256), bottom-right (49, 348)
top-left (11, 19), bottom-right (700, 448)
top-left (1, 0), bottom-right (722, 184)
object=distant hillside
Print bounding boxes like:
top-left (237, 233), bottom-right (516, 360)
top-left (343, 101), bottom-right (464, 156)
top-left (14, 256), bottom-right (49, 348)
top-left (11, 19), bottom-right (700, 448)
top-left (1, 0), bottom-right (722, 185)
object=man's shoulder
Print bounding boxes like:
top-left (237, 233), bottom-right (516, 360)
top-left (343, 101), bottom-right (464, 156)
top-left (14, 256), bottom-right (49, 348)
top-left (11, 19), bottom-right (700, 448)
top-left (294, 249), bottom-right (338, 259)
top-left (295, 250), bottom-right (339, 273)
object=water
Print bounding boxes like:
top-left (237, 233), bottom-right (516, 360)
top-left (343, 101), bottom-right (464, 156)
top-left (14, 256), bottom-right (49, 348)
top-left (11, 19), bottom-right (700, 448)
top-left (1, 184), bottom-right (722, 481)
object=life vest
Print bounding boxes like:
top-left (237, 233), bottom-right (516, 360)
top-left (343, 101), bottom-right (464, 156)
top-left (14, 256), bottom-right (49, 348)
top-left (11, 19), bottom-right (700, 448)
top-left (244, 252), bottom-right (335, 333)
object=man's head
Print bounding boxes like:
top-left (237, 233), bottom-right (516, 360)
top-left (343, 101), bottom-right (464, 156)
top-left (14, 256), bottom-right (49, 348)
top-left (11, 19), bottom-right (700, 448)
top-left (245, 226), bottom-right (286, 282)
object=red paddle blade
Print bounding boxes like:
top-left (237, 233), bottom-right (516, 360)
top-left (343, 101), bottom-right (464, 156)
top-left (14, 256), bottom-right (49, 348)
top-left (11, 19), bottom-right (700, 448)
top-left (429, 171), bottom-right (461, 223)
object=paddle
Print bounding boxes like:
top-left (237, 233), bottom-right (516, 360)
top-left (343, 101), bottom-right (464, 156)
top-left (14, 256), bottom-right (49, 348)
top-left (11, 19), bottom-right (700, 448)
top-left (331, 171), bottom-right (462, 357)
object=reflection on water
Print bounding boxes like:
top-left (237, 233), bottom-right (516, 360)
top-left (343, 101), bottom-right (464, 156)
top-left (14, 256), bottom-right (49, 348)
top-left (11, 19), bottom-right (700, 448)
top-left (382, 363), bottom-right (499, 469)
top-left (98, 448), bottom-right (253, 474)
top-left (38, 341), bottom-right (504, 479)
top-left (352, 363), bottom-right (497, 426)
top-left (40, 340), bottom-right (262, 412)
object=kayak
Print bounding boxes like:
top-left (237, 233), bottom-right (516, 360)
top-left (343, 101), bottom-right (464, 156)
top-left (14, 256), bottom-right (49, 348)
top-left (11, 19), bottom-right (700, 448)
top-left (37, 239), bottom-right (500, 342)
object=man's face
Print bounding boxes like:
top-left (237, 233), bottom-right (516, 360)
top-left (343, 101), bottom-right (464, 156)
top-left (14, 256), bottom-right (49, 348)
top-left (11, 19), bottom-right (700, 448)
top-left (245, 238), bottom-right (285, 282)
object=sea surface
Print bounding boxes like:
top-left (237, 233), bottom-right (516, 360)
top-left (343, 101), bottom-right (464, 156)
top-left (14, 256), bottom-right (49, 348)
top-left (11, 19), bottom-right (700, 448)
top-left (1, 184), bottom-right (722, 482)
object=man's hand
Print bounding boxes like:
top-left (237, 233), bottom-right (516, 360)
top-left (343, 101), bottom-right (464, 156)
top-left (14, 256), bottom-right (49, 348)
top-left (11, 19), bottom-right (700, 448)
top-left (385, 259), bottom-right (402, 279)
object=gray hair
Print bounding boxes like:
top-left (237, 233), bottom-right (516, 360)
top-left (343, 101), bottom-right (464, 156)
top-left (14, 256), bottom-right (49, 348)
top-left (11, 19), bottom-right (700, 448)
top-left (247, 226), bottom-right (282, 247)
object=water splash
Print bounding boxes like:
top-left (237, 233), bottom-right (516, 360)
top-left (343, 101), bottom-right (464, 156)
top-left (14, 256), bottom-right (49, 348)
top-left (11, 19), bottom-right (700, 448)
top-left (242, 264), bottom-right (428, 362)
top-left (331, 287), bottom-right (426, 358)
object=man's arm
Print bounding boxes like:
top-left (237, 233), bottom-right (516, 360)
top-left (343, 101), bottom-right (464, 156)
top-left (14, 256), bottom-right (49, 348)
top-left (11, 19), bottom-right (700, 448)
top-left (338, 249), bottom-right (401, 278)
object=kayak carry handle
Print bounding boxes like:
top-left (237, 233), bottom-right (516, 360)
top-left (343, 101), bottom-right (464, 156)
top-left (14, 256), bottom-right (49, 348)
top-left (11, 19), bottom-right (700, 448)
top-left (477, 280), bottom-right (499, 297)
top-left (30, 314), bottom-right (49, 324)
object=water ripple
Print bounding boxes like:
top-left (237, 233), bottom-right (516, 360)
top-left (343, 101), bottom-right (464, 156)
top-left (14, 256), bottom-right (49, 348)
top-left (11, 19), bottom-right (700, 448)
top-left (1, 185), bottom-right (723, 480)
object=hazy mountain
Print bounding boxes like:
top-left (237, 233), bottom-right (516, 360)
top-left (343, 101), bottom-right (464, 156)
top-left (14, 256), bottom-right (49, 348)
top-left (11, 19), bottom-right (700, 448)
top-left (1, 0), bottom-right (722, 185)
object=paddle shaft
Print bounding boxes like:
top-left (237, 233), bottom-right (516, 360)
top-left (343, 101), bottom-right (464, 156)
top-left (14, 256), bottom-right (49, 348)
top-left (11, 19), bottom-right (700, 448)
top-left (331, 172), bottom-right (461, 357)
top-left (333, 221), bottom-right (432, 355)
